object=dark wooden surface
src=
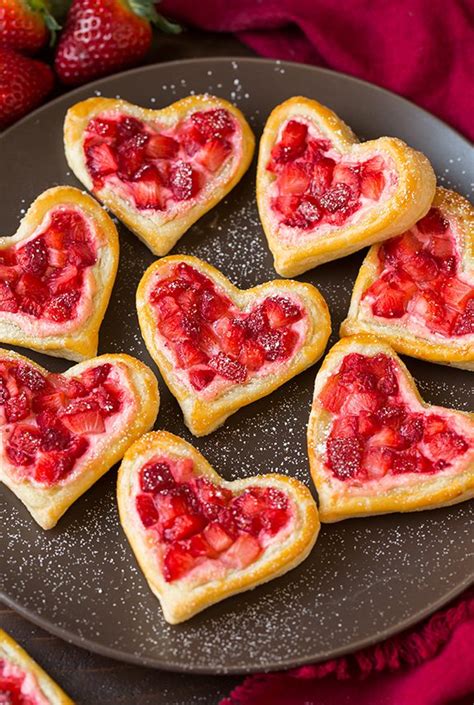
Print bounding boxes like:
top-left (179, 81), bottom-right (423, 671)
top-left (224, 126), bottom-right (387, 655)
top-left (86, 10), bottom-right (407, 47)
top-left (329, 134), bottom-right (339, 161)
top-left (1, 29), bottom-right (256, 705)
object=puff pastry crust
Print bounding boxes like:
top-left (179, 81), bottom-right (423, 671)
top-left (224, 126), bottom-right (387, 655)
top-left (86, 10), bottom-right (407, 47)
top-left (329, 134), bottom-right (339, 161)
top-left (117, 431), bottom-right (320, 624)
top-left (0, 628), bottom-right (74, 704)
top-left (0, 349), bottom-right (159, 529)
top-left (257, 96), bottom-right (436, 277)
top-left (136, 254), bottom-right (331, 436)
top-left (64, 95), bottom-right (255, 256)
top-left (0, 186), bottom-right (119, 362)
top-left (341, 188), bottom-right (474, 370)
top-left (308, 335), bottom-right (474, 522)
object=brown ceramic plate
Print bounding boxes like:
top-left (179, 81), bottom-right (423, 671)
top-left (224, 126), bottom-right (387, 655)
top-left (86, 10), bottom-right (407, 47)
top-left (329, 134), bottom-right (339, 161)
top-left (0, 58), bottom-right (473, 675)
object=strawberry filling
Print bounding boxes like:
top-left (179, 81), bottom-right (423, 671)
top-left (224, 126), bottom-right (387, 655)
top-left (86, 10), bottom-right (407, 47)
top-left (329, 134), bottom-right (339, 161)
top-left (134, 455), bottom-right (293, 582)
top-left (83, 108), bottom-right (238, 212)
top-left (0, 659), bottom-right (48, 705)
top-left (266, 119), bottom-right (393, 231)
top-left (0, 359), bottom-right (126, 486)
top-left (0, 208), bottom-right (97, 324)
top-left (148, 263), bottom-right (306, 393)
top-left (361, 208), bottom-right (474, 337)
top-left (319, 352), bottom-right (472, 482)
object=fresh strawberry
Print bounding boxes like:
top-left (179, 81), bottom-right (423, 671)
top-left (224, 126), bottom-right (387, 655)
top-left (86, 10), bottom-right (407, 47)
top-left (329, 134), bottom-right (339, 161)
top-left (277, 162), bottom-right (310, 195)
top-left (129, 165), bottom-right (164, 210)
top-left (196, 137), bottom-right (231, 172)
top-left (55, 0), bottom-right (181, 86)
top-left (0, 47), bottom-right (53, 129)
top-left (62, 409), bottom-right (106, 434)
top-left (145, 133), bottom-right (179, 160)
top-left (0, 281), bottom-right (18, 312)
top-left (0, 0), bottom-right (59, 54)
top-left (85, 142), bottom-right (118, 180)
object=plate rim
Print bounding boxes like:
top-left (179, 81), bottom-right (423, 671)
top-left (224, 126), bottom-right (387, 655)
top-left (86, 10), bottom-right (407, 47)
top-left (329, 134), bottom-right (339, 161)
top-left (0, 56), bottom-right (472, 675)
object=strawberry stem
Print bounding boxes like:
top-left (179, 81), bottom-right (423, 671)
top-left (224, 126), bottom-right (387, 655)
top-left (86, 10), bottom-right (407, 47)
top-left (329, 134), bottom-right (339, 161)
top-left (27, 0), bottom-right (62, 45)
top-left (128, 0), bottom-right (182, 34)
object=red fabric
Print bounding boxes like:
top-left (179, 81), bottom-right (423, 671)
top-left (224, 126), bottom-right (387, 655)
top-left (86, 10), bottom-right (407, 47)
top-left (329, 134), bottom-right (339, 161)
top-left (220, 589), bottom-right (474, 705)
top-left (160, 0), bottom-right (474, 140)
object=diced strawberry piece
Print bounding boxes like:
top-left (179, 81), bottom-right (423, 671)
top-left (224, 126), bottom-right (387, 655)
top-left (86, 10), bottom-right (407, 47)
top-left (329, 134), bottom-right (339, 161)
top-left (181, 123), bottom-right (206, 156)
top-left (332, 163), bottom-right (361, 197)
top-left (370, 426), bottom-right (404, 449)
top-left (296, 196), bottom-right (322, 226)
top-left (0, 281), bottom-right (18, 312)
top-left (34, 452), bottom-right (75, 484)
top-left (277, 162), bottom-right (310, 195)
top-left (194, 477), bottom-right (232, 508)
top-left (62, 409), bottom-right (105, 434)
top-left (0, 263), bottom-right (19, 282)
top-left (280, 120), bottom-right (308, 155)
top-left (453, 297), bottom-right (474, 336)
top-left (155, 490), bottom-right (189, 527)
top-left (214, 317), bottom-right (246, 357)
top-left (423, 415), bottom-right (446, 437)
top-left (410, 291), bottom-right (456, 336)
top-left (85, 142), bottom-right (118, 180)
top-left (399, 416), bottom-right (424, 445)
top-left (326, 436), bottom-right (363, 480)
top-left (163, 544), bottom-right (197, 581)
top-left (88, 117), bottom-right (118, 140)
top-left (357, 411), bottom-right (380, 437)
top-left (382, 232), bottom-right (421, 266)
top-left (16, 238), bottom-right (47, 276)
top-left (136, 493), bottom-right (159, 528)
top-left (402, 251), bottom-right (439, 281)
top-left (175, 340), bottom-right (208, 367)
top-left (13, 364), bottom-right (47, 391)
top-left (80, 363), bottom-right (111, 390)
top-left (343, 390), bottom-right (382, 415)
top-left (43, 226), bottom-right (66, 250)
top-left (158, 309), bottom-right (188, 340)
top-left (6, 424), bottom-right (41, 466)
top-left (67, 240), bottom-right (96, 266)
top-left (240, 339), bottom-right (265, 371)
top-left (319, 374), bottom-right (347, 414)
top-left (209, 352), bottom-right (247, 382)
top-left (375, 404), bottom-right (406, 429)
top-left (47, 264), bottom-right (80, 294)
top-left (417, 208), bottom-right (449, 236)
top-left (116, 132), bottom-right (148, 180)
top-left (50, 211), bottom-right (88, 244)
top-left (130, 165), bottom-right (164, 210)
top-left (145, 133), bottom-right (179, 160)
top-left (428, 234), bottom-right (455, 259)
top-left (37, 414), bottom-right (72, 452)
top-left (189, 368), bottom-right (216, 390)
top-left (44, 291), bottom-right (81, 322)
top-left (424, 430), bottom-right (468, 460)
top-left (140, 461), bottom-right (175, 493)
top-left (391, 450), bottom-right (419, 474)
top-left (330, 415), bottom-right (359, 438)
top-left (69, 435), bottom-right (89, 460)
top-left (0, 375), bottom-right (9, 404)
top-left (197, 138), bottom-right (232, 172)
top-left (5, 391), bottom-right (30, 422)
top-left (32, 390), bottom-right (67, 413)
top-left (163, 513), bottom-right (206, 542)
top-left (169, 160), bottom-right (200, 201)
top-left (362, 446), bottom-right (393, 479)
top-left (273, 194), bottom-right (301, 219)
top-left (198, 287), bottom-right (229, 322)
top-left (360, 165), bottom-right (385, 199)
top-left (222, 534), bottom-right (261, 569)
top-left (320, 183), bottom-right (353, 214)
top-left (442, 278), bottom-right (471, 312)
top-left (203, 522), bottom-right (234, 553)
top-left (191, 109), bottom-right (235, 140)
top-left (116, 116), bottom-right (144, 141)
top-left (372, 286), bottom-right (407, 318)
top-left (48, 248), bottom-right (68, 268)
top-left (310, 156), bottom-right (335, 195)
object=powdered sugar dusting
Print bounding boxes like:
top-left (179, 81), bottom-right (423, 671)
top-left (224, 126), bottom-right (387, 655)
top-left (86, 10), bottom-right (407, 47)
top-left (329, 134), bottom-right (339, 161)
top-left (0, 58), bottom-right (472, 677)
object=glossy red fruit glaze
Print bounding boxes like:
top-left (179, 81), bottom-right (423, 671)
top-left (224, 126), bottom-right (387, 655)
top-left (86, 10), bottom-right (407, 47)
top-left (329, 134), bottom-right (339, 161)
top-left (150, 263), bottom-right (304, 391)
top-left (320, 352), bottom-right (470, 481)
top-left (363, 208), bottom-right (473, 337)
top-left (135, 456), bottom-right (292, 582)
top-left (84, 108), bottom-right (237, 211)
top-left (0, 209), bottom-right (97, 323)
top-left (1, 360), bottom-right (124, 486)
top-left (267, 119), bottom-right (387, 230)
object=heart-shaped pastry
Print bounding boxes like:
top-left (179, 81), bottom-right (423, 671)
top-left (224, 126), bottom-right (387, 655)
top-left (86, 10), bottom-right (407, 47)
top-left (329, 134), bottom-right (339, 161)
top-left (0, 628), bottom-right (74, 704)
top-left (64, 95), bottom-right (255, 256)
top-left (0, 186), bottom-right (119, 362)
top-left (136, 255), bottom-right (331, 436)
top-left (308, 335), bottom-right (474, 522)
top-left (341, 188), bottom-right (474, 370)
top-left (0, 348), bottom-right (159, 529)
top-left (117, 431), bottom-right (319, 624)
top-left (257, 97), bottom-right (436, 277)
